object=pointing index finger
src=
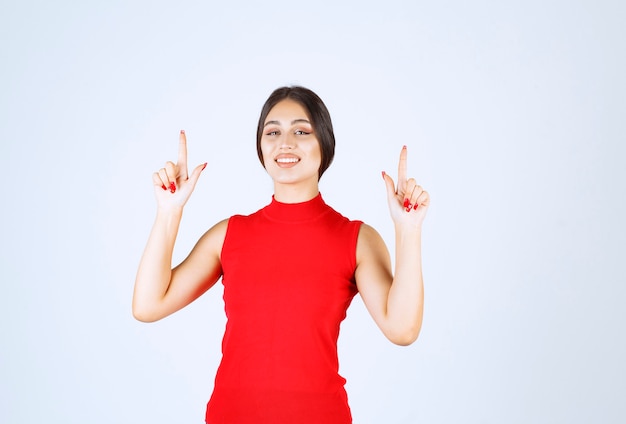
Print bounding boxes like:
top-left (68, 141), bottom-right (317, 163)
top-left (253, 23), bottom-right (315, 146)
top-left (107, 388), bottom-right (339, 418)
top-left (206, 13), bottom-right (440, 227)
top-left (178, 129), bottom-right (188, 179)
top-left (397, 145), bottom-right (408, 191)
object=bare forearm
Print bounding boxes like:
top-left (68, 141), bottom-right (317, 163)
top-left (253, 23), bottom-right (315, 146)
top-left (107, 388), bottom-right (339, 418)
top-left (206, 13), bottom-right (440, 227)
top-left (386, 225), bottom-right (424, 344)
top-left (132, 208), bottom-right (183, 321)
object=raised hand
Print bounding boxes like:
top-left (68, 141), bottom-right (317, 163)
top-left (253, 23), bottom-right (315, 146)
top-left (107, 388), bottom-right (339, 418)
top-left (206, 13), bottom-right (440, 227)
top-left (151, 130), bottom-right (207, 211)
top-left (382, 146), bottom-right (430, 227)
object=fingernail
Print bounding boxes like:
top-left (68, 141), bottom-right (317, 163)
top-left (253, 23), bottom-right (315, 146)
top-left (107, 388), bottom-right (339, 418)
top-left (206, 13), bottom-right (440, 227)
top-left (414, 203), bottom-right (419, 210)
top-left (403, 198), bottom-right (410, 208)
top-left (381, 171), bottom-right (386, 179)
top-left (402, 145), bottom-right (407, 150)
top-left (180, 129), bottom-right (185, 134)
top-left (406, 205), bottom-right (412, 212)
top-left (169, 182), bottom-right (176, 193)
top-left (161, 184), bottom-right (167, 190)
top-left (202, 162), bottom-right (207, 171)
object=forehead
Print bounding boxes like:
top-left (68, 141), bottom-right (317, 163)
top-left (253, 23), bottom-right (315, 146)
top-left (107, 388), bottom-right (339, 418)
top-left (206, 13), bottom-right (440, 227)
top-left (265, 99), bottom-right (310, 123)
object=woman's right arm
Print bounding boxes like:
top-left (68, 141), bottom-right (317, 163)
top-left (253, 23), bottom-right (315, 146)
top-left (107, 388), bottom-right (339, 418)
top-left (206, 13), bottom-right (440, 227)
top-left (132, 130), bottom-right (225, 322)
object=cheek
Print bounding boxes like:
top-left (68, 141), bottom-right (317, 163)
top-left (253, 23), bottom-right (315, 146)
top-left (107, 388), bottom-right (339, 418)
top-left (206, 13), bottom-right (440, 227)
top-left (312, 141), bottom-right (323, 164)
top-left (259, 141), bottom-right (272, 164)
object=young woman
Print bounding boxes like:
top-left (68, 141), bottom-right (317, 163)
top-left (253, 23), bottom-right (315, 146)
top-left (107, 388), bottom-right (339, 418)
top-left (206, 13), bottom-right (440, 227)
top-left (133, 86), bottom-right (430, 423)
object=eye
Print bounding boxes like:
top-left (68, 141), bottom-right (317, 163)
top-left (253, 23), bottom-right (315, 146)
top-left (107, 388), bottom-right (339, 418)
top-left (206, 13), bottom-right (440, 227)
top-left (266, 130), bottom-right (280, 136)
top-left (295, 130), bottom-right (310, 135)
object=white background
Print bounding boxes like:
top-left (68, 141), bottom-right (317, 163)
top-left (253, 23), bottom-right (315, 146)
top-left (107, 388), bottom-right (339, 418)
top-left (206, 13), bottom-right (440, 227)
top-left (1, 0), bottom-right (625, 423)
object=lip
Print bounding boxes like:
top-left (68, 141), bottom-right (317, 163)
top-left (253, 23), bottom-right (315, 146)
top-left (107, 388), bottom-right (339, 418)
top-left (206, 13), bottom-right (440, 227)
top-left (274, 153), bottom-right (301, 168)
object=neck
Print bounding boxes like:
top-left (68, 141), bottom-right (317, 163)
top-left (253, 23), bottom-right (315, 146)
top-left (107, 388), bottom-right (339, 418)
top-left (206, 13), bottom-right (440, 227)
top-left (273, 182), bottom-right (320, 204)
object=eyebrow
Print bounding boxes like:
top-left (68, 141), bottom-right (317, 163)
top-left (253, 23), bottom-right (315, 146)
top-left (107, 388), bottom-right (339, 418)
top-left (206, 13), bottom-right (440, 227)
top-left (263, 118), bottom-right (311, 127)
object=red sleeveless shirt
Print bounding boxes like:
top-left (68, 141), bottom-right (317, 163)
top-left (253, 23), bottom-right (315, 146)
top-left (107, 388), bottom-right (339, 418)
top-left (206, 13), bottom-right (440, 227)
top-left (205, 194), bottom-right (362, 423)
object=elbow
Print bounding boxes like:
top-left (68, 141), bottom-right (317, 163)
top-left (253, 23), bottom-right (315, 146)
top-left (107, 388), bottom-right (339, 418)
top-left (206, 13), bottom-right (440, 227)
top-left (386, 324), bottom-right (422, 346)
top-left (389, 332), bottom-right (419, 347)
top-left (132, 302), bottom-right (161, 323)
top-left (132, 309), bottom-right (155, 323)
top-left (132, 308), bottom-right (153, 323)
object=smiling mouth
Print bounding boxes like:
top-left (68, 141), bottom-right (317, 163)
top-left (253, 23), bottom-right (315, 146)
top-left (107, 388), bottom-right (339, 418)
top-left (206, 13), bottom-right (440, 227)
top-left (275, 157), bottom-right (300, 164)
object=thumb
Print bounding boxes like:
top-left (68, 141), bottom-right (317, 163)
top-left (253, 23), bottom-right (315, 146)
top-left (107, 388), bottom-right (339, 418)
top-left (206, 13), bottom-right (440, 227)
top-left (382, 171), bottom-right (397, 203)
top-left (187, 162), bottom-right (207, 188)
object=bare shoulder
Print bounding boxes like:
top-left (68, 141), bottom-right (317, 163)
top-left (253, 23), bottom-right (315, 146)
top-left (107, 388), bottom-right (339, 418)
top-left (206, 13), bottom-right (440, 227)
top-left (356, 223), bottom-right (389, 265)
top-left (357, 222), bottom-right (382, 241)
top-left (355, 222), bottom-right (392, 304)
top-left (193, 218), bottom-right (230, 257)
top-left (203, 217), bottom-right (230, 240)
top-left (171, 218), bottom-right (230, 286)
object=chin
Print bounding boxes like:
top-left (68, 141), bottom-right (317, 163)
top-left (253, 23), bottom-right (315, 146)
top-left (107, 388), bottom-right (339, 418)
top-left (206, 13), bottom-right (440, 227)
top-left (270, 172), bottom-right (318, 186)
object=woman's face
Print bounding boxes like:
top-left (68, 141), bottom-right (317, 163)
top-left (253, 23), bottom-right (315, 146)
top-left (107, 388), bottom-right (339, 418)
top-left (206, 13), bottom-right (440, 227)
top-left (260, 99), bottom-right (322, 188)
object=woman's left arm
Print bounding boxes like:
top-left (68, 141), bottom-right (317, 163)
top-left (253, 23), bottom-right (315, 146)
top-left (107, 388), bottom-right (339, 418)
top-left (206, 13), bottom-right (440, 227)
top-left (355, 146), bottom-right (430, 346)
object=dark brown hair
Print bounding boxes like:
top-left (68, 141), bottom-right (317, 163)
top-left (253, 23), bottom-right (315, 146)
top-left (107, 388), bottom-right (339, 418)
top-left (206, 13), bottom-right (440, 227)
top-left (256, 86), bottom-right (335, 179)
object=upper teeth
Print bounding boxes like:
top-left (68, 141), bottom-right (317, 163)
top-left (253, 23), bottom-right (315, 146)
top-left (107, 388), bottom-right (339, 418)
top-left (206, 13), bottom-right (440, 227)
top-left (277, 158), bottom-right (299, 163)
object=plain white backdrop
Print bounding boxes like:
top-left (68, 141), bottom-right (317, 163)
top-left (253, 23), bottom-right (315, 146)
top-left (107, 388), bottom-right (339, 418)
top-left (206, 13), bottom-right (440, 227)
top-left (1, 0), bottom-right (625, 423)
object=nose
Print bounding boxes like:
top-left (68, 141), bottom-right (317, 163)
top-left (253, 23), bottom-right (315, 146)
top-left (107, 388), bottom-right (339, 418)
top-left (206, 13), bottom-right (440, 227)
top-left (280, 133), bottom-right (296, 149)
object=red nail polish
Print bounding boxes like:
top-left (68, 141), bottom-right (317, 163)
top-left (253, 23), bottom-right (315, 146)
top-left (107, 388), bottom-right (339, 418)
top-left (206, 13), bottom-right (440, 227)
top-left (169, 182), bottom-right (176, 193)
top-left (202, 162), bottom-right (207, 171)
top-left (406, 206), bottom-right (412, 212)
top-left (180, 129), bottom-right (185, 134)
top-left (403, 198), bottom-right (410, 208)
top-left (381, 171), bottom-right (386, 179)
top-left (414, 203), bottom-right (419, 210)
top-left (161, 184), bottom-right (167, 190)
